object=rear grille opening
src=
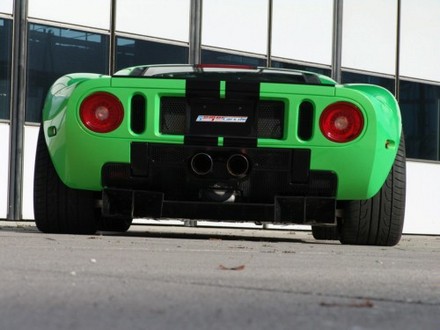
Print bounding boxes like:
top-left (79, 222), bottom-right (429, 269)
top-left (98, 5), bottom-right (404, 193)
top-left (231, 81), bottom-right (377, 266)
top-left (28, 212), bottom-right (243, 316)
top-left (160, 97), bottom-right (284, 139)
top-left (160, 97), bottom-right (186, 135)
top-left (131, 94), bottom-right (146, 134)
top-left (256, 101), bottom-right (284, 139)
top-left (298, 101), bottom-right (314, 141)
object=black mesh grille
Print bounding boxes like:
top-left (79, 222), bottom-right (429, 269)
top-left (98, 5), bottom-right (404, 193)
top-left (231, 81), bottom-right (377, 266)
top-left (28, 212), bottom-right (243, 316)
top-left (160, 97), bottom-right (284, 139)
top-left (160, 97), bottom-right (186, 134)
top-left (256, 101), bottom-right (284, 139)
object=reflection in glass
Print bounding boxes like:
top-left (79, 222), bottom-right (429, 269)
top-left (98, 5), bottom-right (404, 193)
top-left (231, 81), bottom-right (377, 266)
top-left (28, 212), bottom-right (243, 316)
top-left (26, 23), bottom-right (109, 123)
top-left (0, 19), bottom-right (12, 120)
top-left (116, 37), bottom-right (188, 71)
top-left (342, 71), bottom-right (395, 94)
top-left (400, 81), bottom-right (440, 161)
top-left (201, 49), bottom-right (266, 67)
top-left (272, 61), bottom-right (331, 76)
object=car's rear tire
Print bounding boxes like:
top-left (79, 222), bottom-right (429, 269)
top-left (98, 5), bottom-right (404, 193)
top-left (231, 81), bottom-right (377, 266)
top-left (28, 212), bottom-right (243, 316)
top-left (339, 134), bottom-right (406, 246)
top-left (34, 127), bottom-right (98, 234)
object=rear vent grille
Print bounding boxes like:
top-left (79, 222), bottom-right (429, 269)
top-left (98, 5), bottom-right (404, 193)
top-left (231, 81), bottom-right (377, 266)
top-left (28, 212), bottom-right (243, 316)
top-left (160, 97), bottom-right (284, 139)
top-left (131, 94), bottom-right (146, 134)
top-left (256, 101), bottom-right (284, 139)
top-left (160, 97), bottom-right (186, 135)
top-left (298, 101), bottom-right (314, 141)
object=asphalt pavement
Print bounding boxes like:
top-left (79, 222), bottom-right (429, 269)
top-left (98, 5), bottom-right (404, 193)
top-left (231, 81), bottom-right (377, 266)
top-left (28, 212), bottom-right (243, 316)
top-left (0, 221), bottom-right (439, 330)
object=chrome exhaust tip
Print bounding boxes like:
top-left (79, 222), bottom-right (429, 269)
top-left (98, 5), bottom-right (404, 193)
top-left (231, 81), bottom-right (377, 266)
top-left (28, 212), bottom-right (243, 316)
top-left (190, 153), bottom-right (213, 176)
top-left (227, 154), bottom-right (250, 177)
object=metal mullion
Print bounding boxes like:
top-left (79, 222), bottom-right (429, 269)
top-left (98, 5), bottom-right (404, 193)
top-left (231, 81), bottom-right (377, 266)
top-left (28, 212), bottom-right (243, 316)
top-left (331, 0), bottom-right (343, 83)
top-left (395, 0), bottom-right (401, 101)
top-left (189, 0), bottom-right (202, 65)
top-left (266, 0), bottom-right (273, 67)
top-left (8, 0), bottom-right (28, 220)
top-left (109, 0), bottom-right (117, 74)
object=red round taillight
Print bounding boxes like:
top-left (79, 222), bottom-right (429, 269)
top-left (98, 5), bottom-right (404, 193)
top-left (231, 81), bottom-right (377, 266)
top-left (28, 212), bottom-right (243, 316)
top-left (80, 92), bottom-right (124, 133)
top-left (319, 102), bottom-right (364, 143)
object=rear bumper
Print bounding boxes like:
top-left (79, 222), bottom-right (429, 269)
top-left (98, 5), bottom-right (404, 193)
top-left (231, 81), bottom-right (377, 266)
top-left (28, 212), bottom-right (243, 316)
top-left (101, 143), bottom-right (338, 224)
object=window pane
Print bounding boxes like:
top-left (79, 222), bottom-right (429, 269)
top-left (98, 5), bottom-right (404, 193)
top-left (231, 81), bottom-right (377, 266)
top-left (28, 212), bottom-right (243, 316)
top-left (272, 0), bottom-right (333, 65)
top-left (116, 0), bottom-right (190, 42)
top-left (0, 0), bottom-right (13, 14)
top-left (116, 37), bottom-right (188, 71)
top-left (0, 18), bottom-right (12, 120)
top-left (401, 0), bottom-right (440, 81)
top-left (28, 0), bottom-right (110, 30)
top-left (202, 0), bottom-right (268, 54)
top-left (26, 24), bottom-right (109, 123)
top-left (342, 0), bottom-right (397, 75)
top-left (341, 71), bottom-right (395, 94)
top-left (399, 81), bottom-right (440, 161)
top-left (201, 49), bottom-right (266, 67)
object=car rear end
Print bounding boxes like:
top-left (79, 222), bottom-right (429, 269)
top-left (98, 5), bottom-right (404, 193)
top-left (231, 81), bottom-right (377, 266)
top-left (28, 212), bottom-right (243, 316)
top-left (44, 65), bottom-right (401, 226)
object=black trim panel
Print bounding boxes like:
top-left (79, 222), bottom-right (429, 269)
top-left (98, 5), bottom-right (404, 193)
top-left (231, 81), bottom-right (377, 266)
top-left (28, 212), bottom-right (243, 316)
top-left (186, 79), bottom-right (220, 99)
top-left (102, 187), bottom-right (336, 224)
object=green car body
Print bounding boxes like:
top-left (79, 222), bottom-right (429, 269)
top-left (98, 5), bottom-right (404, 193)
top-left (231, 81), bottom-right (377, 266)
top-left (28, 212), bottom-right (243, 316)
top-left (35, 65), bottom-right (405, 245)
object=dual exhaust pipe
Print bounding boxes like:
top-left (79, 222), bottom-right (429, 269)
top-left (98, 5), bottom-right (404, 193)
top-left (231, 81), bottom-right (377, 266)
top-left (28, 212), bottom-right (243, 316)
top-left (190, 153), bottom-right (250, 177)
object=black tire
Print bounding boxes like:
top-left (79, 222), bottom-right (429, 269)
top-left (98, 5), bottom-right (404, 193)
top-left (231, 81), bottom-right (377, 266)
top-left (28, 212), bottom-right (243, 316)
top-left (312, 226), bottom-right (340, 240)
top-left (98, 217), bottom-right (132, 232)
top-left (34, 127), bottom-right (98, 234)
top-left (339, 134), bottom-right (406, 246)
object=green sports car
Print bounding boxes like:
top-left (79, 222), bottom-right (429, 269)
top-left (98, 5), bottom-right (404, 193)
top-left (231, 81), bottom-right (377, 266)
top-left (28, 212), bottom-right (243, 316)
top-left (34, 64), bottom-right (406, 246)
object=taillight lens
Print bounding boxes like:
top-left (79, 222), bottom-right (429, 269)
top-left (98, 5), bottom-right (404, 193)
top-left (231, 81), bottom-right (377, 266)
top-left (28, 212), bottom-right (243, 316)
top-left (319, 102), bottom-right (364, 143)
top-left (80, 92), bottom-right (124, 133)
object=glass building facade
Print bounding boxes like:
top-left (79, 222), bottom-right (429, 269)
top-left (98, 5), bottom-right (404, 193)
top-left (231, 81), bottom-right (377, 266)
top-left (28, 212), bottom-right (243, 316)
top-left (8, 18), bottom-right (439, 161)
top-left (116, 37), bottom-right (188, 72)
top-left (2, 0), bottom-right (440, 220)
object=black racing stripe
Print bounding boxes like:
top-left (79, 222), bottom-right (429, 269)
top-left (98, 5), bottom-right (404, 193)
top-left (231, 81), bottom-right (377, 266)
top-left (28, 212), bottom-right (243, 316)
top-left (184, 79), bottom-right (260, 143)
top-left (184, 135), bottom-right (218, 146)
top-left (223, 137), bottom-right (257, 148)
top-left (225, 81), bottom-right (260, 100)
top-left (186, 79), bottom-right (220, 99)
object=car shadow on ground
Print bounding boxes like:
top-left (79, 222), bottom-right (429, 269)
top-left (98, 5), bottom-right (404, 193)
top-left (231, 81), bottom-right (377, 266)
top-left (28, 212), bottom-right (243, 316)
top-left (0, 221), bottom-right (342, 245)
top-left (99, 224), bottom-right (341, 245)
